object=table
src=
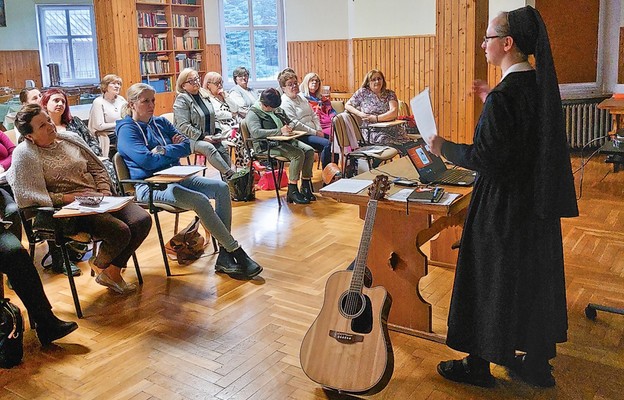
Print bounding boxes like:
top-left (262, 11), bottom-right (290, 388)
top-left (597, 97), bottom-right (624, 172)
top-left (320, 157), bottom-right (472, 341)
top-left (598, 139), bottom-right (624, 172)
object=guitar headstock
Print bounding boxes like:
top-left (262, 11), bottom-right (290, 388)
top-left (368, 175), bottom-right (391, 200)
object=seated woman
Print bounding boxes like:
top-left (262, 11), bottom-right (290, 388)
top-left (19, 87), bottom-right (42, 106)
top-left (173, 68), bottom-right (235, 180)
top-left (41, 88), bottom-right (118, 188)
top-left (116, 83), bottom-right (262, 280)
top-left (0, 130), bottom-right (14, 176)
top-left (228, 66), bottom-right (259, 117)
top-left (245, 88), bottom-right (315, 204)
top-left (279, 71), bottom-right (332, 170)
top-left (203, 71), bottom-right (249, 169)
top-left (345, 69), bottom-right (412, 153)
top-left (299, 72), bottom-right (337, 138)
top-left (88, 74), bottom-right (126, 158)
top-left (1, 188), bottom-right (78, 346)
top-left (8, 104), bottom-right (153, 295)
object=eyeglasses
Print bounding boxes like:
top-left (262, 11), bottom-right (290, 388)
top-left (185, 77), bottom-right (200, 85)
top-left (370, 77), bottom-right (383, 82)
top-left (483, 35), bottom-right (506, 43)
top-left (284, 81), bottom-right (299, 88)
top-left (235, 75), bottom-right (249, 80)
top-left (208, 80), bottom-right (223, 87)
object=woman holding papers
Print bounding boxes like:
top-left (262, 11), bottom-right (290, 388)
top-left (173, 68), bottom-right (236, 180)
top-left (117, 83), bottom-right (263, 280)
top-left (9, 104), bottom-right (152, 294)
top-left (245, 88), bottom-right (315, 204)
top-left (345, 69), bottom-right (411, 149)
top-left (279, 70), bottom-right (332, 170)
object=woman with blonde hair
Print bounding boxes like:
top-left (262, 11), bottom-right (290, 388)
top-left (116, 83), bottom-right (263, 279)
top-left (299, 72), bottom-right (337, 138)
top-left (173, 68), bottom-right (235, 179)
top-left (88, 74), bottom-right (126, 158)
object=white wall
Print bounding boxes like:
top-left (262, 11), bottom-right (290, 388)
top-left (0, 0), bottom-right (38, 50)
top-left (285, 0), bottom-right (349, 41)
top-left (347, 0), bottom-right (435, 39)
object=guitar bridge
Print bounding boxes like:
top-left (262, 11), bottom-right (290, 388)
top-left (329, 330), bottom-right (364, 343)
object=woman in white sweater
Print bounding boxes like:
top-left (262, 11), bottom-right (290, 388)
top-left (279, 70), bottom-right (332, 169)
top-left (88, 74), bottom-right (126, 158)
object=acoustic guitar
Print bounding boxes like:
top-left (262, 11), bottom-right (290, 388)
top-left (300, 175), bottom-right (394, 394)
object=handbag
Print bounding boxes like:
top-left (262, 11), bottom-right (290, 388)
top-left (257, 170), bottom-right (288, 191)
top-left (0, 299), bottom-right (23, 369)
top-left (164, 217), bottom-right (205, 265)
top-left (228, 167), bottom-right (256, 202)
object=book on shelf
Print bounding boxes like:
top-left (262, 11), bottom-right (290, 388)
top-left (142, 77), bottom-right (172, 93)
top-left (172, 0), bottom-right (197, 4)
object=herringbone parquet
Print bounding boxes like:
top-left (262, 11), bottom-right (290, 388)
top-left (1, 154), bottom-right (622, 400)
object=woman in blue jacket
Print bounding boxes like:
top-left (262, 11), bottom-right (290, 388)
top-left (116, 83), bottom-right (262, 280)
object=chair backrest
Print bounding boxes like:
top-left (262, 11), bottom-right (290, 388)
top-left (161, 112), bottom-right (174, 124)
top-left (113, 153), bottom-right (136, 197)
top-left (398, 100), bottom-right (411, 117)
top-left (332, 112), bottom-right (364, 149)
top-left (331, 100), bottom-right (345, 114)
top-left (4, 129), bottom-right (17, 145)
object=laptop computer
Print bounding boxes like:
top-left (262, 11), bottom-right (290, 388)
top-left (405, 141), bottom-right (476, 186)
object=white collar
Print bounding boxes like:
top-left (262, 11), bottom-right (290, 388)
top-left (502, 61), bottom-right (533, 81)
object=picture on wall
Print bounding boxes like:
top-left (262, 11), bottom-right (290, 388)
top-left (0, 0), bottom-right (6, 27)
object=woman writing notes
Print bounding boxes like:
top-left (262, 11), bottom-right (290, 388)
top-left (117, 83), bottom-right (263, 280)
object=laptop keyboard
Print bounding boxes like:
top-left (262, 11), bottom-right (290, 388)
top-left (439, 169), bottom-right (475, 185)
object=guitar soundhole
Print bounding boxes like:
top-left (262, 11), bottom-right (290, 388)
top-left (339, 291), bottom-right (365, 319)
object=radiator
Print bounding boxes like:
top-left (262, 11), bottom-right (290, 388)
top-left (562, 97), bottom-right (611, 149)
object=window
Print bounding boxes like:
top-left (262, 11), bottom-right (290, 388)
top-left (219, 0), bottom-right (286, 88)
top-left (37, 5), bottom-right (99, 86)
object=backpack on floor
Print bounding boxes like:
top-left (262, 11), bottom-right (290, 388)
top-left (0, 299), bottom-right (24, 368)
top-left (228, 167), bottom-right (256, 202)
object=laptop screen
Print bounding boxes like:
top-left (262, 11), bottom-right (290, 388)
top-left (405, 142), bottom-right (447, 179)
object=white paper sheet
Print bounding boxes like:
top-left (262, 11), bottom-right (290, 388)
top-left (154, 165), bottom-right (206, 176)
top-left (320, 179), bottom-right (373, 194)
top-left (63, 196), bottom-right (134, 213)
top-left (410, 88), bottom-right (438, 143)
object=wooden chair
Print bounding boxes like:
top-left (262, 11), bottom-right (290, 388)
top-left (398, 100), bottom-right (411, 117)
top-left (331, 112), bottom-right (399, 176)
top-left (4, 129), bottom-right (17, 145)
top-left (331, 100), bottom-right (345, 114)
top-left (239, 119), bottom-right (290, 208)
top-left (18, 206), bottom-right (142, 318)
top-left (113, 153), bottom-right (217, 276)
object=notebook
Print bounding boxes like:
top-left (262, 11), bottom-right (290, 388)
top-left (405, 141), bottom-right (476, 186)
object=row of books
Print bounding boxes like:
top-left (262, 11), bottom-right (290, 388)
top-left (175, 53), bottom-right (203, 73)
top-left (140, 53), bottom-right (171, 75)
top-left (172, 0), bottom-right (197, 4)
top-left (137, 11), bottom-right (167, 28)
top-left (142, 77), bottom-right (173, 93)
top-left (174, 36), bottom-right (201, 50)
top-left (138, 33), bottom-right (168, 52)
top-left (172, 14), bottom-right (199, 28)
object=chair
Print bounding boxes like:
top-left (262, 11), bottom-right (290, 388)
top-left (331, 112), bottom-right (399, 176)
top-left (18, 206), bottom-right (142, 318)
top-left (331, 100), bottom-right (345, 114)
top-left (398, 100), bottom-right (411, 117)
top-left (113, 153), bottom-right (217, 276)
top-left (239, 119), bottom-right (290, 208)
top-left (4, 129), bottom-right (17, 145)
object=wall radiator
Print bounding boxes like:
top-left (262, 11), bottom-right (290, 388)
top-left (562, 97), bottom-right (611, 150)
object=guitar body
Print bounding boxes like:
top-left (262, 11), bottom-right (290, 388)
top-left (300, 270), bottom-right (394, 394)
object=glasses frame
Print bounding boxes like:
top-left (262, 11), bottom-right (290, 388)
top-left (185, 77), bottom-right (201, 85)
top-left (370, 77), bottom-right (384, 83)
top-left (483, 35), bottom-right (506, 43)
top-left (207, 80), bottom-right (224, 87)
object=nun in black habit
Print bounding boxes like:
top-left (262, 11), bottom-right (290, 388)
top-left (427, 6), bottom-right (578, 388)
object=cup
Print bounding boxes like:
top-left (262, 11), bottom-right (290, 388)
top-left (321, 85), bottom-right (331, 97)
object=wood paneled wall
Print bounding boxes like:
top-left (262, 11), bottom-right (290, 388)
top-left (204, 44), bottom-right (222, 74)
top-left (0, 51), bottom-right (42, 89)
top-left (434, 0), bottom-right (488, 144)
top-left (93, 0), bottom-right (141, 89)
top-left (287, 40), bottom-right (351, 93)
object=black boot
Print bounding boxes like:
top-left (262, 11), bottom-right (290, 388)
top-left (48, 243), bottom-right (82, 277)
top-left (300, 179), bottom-right (317, 201)
top-left (231, 247), bottom-right (263, 278)
top-left (286, 183), bottom-right (309, 204)
top-left (35, 313), bottom-right (78, 346)
top-left (215, 246), bottom-right (247, 277)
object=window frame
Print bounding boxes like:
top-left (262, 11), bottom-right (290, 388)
top-left (218, 0), bottom-right (287, 90)
top-left (36, 3), bottom-right (100, 87)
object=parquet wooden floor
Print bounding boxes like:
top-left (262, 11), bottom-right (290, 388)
top-left (1, 154), bottom-right (623, 400)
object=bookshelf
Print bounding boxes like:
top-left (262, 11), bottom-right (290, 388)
top-left (136, 0), bottom-right (205, 96)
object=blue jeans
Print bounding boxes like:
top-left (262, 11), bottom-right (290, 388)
top-left (298, 134), bottom-right (332, 169)
top-left (137, 176), bottom-right (238, 251)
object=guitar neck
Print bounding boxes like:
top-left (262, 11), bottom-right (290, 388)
top-left (350, 199), bottom-right (378, 293)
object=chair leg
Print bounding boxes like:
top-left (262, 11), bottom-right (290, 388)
top-left (272, 162), bottom-right (283, 208)
top-left (153, 212), bottom-right (172, 277)
top-left (211, 236), bottom-right (218, 254)
top-left (28, 243), bottom-right (36, 262)
top-left (132, 252), bottom-right (143, 285)
top-left (61, 242), bottom-right (82, 318)
top-left (174, 213), bottom-right (180, 234)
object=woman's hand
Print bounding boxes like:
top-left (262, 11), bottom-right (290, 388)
top-left (316, 130), bottom-right (325, 137)
top-left (472, 79), bottom-right (490, 103)
top-left (361, 114), bottom-right (377, 123)
top-left (0, 165), bottom-right (4, 173)
top-left (172, 134), bottom-right (186, 144)
top-left (427, 135), bottom-right (446, 157)
top-left (280, 125), bottom-right (293, 135)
